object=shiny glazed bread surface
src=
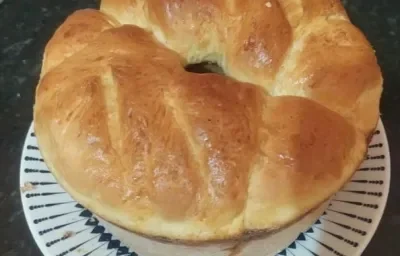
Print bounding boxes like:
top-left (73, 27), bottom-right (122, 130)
top-left (34, 0), bottom-right (382, 242)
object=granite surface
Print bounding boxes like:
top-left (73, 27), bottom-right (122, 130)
top-left (0, 0), bottom-right (399, 255)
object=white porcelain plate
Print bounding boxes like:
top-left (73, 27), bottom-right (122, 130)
top-left (20, 120), bottom-right (390, 256)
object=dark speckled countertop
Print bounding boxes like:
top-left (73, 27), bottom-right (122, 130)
top-left (0, 0), bottom-right (399, 255)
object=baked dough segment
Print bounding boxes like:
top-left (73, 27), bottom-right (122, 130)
top-left (35, 23), bottom-right (253, 240)
top-left (40, 9), bottom-right (120, 76)
top-left (271, 16), bottom-right (382, 136)
top-left (244, 96), bottom-right (367, 231)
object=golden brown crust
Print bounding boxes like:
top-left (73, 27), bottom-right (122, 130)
top-left (34, 0), bottom-right (382, 243)
top-left (40, 9), bottom-right (120, 76)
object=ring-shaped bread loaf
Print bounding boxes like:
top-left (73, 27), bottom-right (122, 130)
top-left (34, 0), bottom-right (383, 242)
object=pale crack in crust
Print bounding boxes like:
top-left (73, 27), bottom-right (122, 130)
top-left (163, 89), bottom-right (208, 184)
top-left (101, 66), bottom-right (123, 155)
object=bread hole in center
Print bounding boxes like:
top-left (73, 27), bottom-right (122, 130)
top-left (184, 62), bottom-right (224, 75)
